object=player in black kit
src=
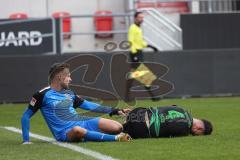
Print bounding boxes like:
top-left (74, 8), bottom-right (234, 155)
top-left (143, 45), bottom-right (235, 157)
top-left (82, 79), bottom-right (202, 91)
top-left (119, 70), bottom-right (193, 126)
top-left (123, 105), bottom-right (213, 139)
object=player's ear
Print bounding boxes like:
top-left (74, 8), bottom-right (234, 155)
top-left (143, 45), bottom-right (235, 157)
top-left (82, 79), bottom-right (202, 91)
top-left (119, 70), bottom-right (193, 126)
top-left (57, 74), bottom-right (61, 80)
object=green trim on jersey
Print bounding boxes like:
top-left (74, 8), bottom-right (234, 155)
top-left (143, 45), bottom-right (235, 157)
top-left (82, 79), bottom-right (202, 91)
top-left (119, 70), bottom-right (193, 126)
top-left (149, 107), bottom-right (193, 137)
top-left (149, 108), bottom-right (161, 137)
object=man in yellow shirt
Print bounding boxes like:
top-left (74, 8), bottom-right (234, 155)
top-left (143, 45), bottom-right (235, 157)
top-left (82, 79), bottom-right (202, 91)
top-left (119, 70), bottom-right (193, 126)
top-left (126, 11), bottom-right (159, 101)
top-left (128, 11), bottom-right (158, 68)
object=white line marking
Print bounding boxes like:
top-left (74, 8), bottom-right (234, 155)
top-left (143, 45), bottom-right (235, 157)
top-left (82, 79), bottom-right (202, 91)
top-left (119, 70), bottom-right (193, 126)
top-left (2, 126), bottom-right (119, 160)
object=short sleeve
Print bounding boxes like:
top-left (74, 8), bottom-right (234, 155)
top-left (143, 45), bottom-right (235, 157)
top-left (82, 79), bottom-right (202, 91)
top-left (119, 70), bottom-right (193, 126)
top-left (28, 92), bottom-right (43, 113)
top-left (73, 94), bottom-right (84, 108)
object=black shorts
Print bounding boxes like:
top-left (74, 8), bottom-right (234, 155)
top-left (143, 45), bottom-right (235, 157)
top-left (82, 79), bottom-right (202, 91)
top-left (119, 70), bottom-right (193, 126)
top-left (129, 50), bottom-right (143, 69)
top-left (123, 107), bottom-right (150, 139)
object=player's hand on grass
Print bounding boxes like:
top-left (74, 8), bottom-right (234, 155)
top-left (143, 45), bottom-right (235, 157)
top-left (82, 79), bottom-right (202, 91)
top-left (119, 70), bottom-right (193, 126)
top-left (22, 141), bottom-right (33, 145)
top-left (117, 108), bottom-right (132, 116)
top-left (109, 108), bottom-right (132, 117)
top-left (119, 108), bottom-right (132, 116)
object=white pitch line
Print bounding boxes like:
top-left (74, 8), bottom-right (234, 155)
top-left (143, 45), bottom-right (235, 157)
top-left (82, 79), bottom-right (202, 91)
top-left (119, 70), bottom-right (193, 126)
top-left (2, 126), bottom-right (119, 160)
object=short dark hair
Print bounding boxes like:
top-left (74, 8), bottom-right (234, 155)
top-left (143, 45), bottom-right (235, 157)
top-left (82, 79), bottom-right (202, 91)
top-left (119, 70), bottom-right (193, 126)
top-left (48, 63), bottom-right (70, 83)
top-left (201, 119), bottom-right (213, 135)
top-left (134, 11), bottom-right (143, 18)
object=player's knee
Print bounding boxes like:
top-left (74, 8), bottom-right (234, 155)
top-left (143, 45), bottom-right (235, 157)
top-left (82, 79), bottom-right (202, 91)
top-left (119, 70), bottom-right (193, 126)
top-left (68, 126), bottom-right (87, 141)
top-left (73, 127), bottom-right (86, 137)
top-left (117, 125), bottom-right (123, 133)
top-left (113, 123), bottom-right (123, 134)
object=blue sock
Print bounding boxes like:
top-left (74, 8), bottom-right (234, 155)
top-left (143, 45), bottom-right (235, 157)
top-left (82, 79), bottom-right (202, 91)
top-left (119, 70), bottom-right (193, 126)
top-left (84, 130), bottom-right (116, 142)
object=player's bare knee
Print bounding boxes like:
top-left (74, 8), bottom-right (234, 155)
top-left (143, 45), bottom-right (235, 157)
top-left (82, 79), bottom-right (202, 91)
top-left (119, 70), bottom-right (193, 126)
top-left (116, 125), bottom-right (123, 133)
top-left (67, 126), bottom-right (87, 141)
top-left (113, 123), bottom-right (123, 134)
top-left (73, 126), bottom-right (87, 137)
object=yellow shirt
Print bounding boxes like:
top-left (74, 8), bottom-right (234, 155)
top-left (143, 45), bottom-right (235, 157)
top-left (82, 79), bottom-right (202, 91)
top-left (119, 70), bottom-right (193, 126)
top-left (128, 23), bottom-right (148, 54)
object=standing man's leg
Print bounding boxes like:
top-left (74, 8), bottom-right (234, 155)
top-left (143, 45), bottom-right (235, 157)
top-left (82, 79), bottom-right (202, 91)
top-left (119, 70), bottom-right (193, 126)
top-left (137, 50), bottom-right (160, 101)
top-left (125, 51), bottom-right (142, 101)
top-left (126, 50), bottom-right (160, 101)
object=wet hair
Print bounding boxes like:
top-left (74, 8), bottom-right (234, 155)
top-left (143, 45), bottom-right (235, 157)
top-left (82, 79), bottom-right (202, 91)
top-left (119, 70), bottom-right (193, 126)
top-left (134, 11), bottom-right (143, 18)
top-left (48, 63), bottom-right (70, 83)
top-left (201, 119), bottom-right (213, 135)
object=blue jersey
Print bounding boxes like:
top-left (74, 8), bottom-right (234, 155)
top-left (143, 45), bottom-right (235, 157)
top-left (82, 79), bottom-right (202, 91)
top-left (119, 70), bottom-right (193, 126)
top-left (23, 86), bottom-right (113, 141)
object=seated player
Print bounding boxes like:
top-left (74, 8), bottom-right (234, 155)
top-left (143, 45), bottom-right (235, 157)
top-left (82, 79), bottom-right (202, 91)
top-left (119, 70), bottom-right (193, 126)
top-left (21, 63), bottom-right (131, 144)
top-left (123, 105), bottom-right (213, 138)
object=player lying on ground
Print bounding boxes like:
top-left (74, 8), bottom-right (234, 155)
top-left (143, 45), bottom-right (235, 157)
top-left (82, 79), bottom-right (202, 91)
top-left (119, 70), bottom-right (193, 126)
top-left (21, 63), bottom-right (131, 144)
top-left (123, 105), bottom-right (213, 138)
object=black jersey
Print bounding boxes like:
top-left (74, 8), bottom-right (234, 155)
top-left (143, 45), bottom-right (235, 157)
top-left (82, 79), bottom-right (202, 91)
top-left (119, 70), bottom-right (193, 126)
top-left (123, 106), bottom-right (193, 138)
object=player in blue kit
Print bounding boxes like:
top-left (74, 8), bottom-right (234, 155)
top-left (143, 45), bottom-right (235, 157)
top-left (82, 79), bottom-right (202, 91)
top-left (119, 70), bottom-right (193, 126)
top-left (21, 63), bottom-right (131, 144)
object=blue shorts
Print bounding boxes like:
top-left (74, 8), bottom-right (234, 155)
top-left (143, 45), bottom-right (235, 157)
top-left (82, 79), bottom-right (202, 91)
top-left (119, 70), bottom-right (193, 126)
top-left (57, 117), bottom-right (100, 142)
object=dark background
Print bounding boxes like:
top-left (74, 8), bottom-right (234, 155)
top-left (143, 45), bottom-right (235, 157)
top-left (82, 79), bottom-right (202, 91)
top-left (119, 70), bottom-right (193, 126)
top-left (0, 49), bottom-right (240, 103)
top-left (1, 13), bottom-right (240, 102)
top-left (181, 13), bottom-right (240, 50)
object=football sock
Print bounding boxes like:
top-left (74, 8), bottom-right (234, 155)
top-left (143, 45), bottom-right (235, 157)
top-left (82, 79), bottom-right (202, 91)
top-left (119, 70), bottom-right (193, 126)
top-left (84, 130), bottom-right (116, 142)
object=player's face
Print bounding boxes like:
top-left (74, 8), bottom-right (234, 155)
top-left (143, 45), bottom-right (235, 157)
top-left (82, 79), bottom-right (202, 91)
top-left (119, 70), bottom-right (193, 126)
top-left (59, 68), bottom-right (72, 89)
top-left (135, 13), bottom-right (144, 25)
top-left (191, 119), bottom-right (204, 136)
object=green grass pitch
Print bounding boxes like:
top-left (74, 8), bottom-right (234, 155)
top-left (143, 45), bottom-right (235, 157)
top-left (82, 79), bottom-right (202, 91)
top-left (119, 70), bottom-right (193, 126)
top-left (0, 97), bottom-right (240, 160)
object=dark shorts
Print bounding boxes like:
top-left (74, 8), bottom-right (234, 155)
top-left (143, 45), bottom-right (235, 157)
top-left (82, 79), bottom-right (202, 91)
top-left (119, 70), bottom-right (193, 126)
top-left (129, 50), bottom-right (143, 69)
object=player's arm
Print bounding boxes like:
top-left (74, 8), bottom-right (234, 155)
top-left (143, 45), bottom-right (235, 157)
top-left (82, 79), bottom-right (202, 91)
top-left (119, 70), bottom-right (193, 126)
top-left (73, 95), bottom-right (129, 116)
top-left (21, 93), bottom-right (42, 143)
top-left (21, 108), bottom-right (36, 143)
top-left (128, 26), bottom-right (138, 54)
top-left (141, 38), bottom-right (148, 49)
top-left (147, 44), bottom-right (158, 52)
